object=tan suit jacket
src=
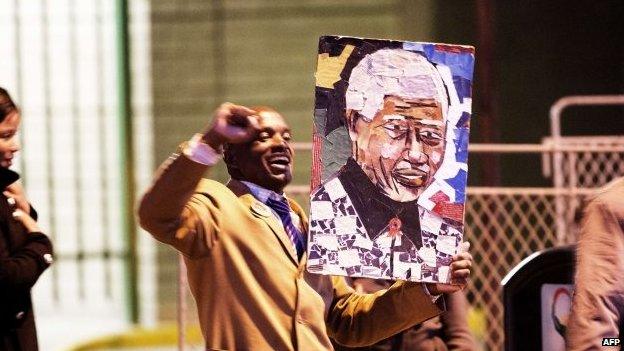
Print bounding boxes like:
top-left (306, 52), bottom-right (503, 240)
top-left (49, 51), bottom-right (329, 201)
top-left (138, 152), bottom-right (444, 351)
top-left (568, 177), bottom-right (624, 350)
top-left (334, 279), bottom-right (475, 351)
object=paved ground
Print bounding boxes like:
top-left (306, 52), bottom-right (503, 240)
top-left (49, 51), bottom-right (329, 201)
top-left (37, 314), bottom-right (128, 351)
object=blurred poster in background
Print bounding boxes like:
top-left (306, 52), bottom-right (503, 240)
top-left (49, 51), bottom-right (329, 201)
top-left (541, 284), bottom-right (574, 350)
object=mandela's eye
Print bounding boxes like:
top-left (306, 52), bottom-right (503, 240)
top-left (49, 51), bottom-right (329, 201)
top-left (419, 130), bottom-right (443, 145)
top-left (382, 122), bottom-right (409, 139)
top-left (282, 132), bottom-right (292, 141)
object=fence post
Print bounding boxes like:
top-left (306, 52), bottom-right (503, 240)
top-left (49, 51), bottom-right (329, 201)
top-left (116, 0), bottom-right (139, 324)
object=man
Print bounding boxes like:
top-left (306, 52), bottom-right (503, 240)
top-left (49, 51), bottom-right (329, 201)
top-left (309, 49), bottom-right (462, 282)
top-left (567, 178), bottom-right (624, 350)
top-left (138, 102), bottom-right (473, 350)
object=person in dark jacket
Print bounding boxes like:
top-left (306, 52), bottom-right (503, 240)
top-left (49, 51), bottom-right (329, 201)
top-left (0, 87), bottom-right (54, 351)
top-left (334, 278), bottom-right (476, 351)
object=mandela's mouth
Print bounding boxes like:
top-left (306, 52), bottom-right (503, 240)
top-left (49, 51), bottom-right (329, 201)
top-left (392, 168), bottom-right (428, 187)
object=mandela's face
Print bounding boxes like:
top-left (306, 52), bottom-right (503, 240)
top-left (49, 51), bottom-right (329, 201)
top-left (350, 95), bottom-right (446, 202)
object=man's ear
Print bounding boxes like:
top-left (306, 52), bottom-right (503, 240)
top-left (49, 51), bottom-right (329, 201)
top-left (224, 153), bottom-right (235, 167)
top-left (223, 144), bottom-right (241, 177)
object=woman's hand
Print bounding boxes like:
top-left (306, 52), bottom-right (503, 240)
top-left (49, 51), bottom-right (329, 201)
top-left (4, 181), bottom-right (40, 232)
top-left (12, 209), bottom-right (41, 233)
top-left (4, 181), bottom-right (31, 214)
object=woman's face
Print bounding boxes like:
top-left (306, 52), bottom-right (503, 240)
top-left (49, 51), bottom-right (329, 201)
top-left (0, 111), bottom-right (21, 168)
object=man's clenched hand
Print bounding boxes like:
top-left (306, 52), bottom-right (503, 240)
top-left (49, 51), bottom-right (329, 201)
top-left (201, 103), bottom-right (261, 151)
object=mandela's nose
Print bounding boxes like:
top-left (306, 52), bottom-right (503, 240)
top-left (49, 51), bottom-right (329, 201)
top-left (404, 129), bottom-right (427, 163)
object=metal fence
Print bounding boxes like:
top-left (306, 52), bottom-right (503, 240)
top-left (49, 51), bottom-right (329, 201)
top-left (466, 187), bottom-right (563, 349)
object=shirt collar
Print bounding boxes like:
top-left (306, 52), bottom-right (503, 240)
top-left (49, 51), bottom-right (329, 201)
top-left (240, 181), bottom-right (284, 204)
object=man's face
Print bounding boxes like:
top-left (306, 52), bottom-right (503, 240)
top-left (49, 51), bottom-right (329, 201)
top-left (229, 111), bottom-right (294, 193)
top-left (350, 95), bottom-right (446, 202)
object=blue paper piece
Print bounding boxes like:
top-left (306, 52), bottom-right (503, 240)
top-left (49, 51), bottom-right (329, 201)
top-left (404, 43), bottom-right (474, 87)
top-left (456, 112), bottom-right (471, 128)
top-left (453, 77), bottom-right (473, 102)
top-left (308, 245), bottom-right (322, 259)
top-left (422, 44), bottom-right (436, 59)
top-left (403, 42), bottom-right (426, 53)
top-left (445, 169), bottom-right (468, 203)
top-left (429, 50), bottom-right (475, 82)
top-left (453, 127), bottom-right (470, 163)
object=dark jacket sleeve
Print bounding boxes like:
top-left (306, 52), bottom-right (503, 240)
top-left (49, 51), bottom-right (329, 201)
top-left (327, 276), bottom-right (444, 347)
top-left (29, 205), bottom-right (38, 221)
top-left (338, 279), bottom-right (475, 351)
top-left (441, 292), bottom-right (477, 351)
top-left (0, 231), bottom-right (53, 292)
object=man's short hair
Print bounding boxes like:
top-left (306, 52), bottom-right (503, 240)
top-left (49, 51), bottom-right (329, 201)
top-left (345, 49), bottom-right (449, 122)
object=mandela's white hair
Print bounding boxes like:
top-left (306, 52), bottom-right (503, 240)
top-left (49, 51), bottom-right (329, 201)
top-left (346, 49), bottom-right (448, 121)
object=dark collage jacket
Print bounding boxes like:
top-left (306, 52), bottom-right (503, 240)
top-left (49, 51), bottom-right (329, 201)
top-left (0, 168), bottom-right (53, 351)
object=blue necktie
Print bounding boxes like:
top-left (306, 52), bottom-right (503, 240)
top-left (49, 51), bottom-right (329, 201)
top-left (266, 196), bottom-right (306, 260)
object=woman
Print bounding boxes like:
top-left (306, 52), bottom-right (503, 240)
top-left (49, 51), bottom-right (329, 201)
top-left (0, 87), bottom-right (54, 351)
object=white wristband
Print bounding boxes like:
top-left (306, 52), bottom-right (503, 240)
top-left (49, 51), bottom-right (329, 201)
top-left (183, 133), bottom-right (223, 166)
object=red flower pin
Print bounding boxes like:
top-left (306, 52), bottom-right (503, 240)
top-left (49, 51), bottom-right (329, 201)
top-left (388, 217), bottom-right (402, 237)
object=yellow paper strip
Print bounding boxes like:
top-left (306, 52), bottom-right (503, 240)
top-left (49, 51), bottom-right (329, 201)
top-left (315, 44), bottom-right (355, 89)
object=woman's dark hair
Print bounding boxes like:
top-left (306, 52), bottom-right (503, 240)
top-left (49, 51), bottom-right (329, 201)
top-left (0, 87), bottom-right (18, 123)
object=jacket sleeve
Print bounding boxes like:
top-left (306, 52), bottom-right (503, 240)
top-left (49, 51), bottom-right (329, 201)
top-left (567, 195), bottom-right (624, 350)
top-left (29, 205), bottom-right (37, 221)
top-left (327, 276), bottom-right (444, 347)
top-left (442, 292), bottom-right (477, 351)
top-left (138, 152), bottom-right (221, 258)
top-left (0, 231), bottom-right (53, 292)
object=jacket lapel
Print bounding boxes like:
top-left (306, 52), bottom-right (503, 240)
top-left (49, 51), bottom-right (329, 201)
top-left (228, 179), bottom-right (299, 266)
